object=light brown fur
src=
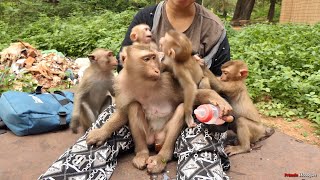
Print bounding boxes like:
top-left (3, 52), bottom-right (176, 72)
top-left (159, 30), bottom-right (211, 128)
top-left (130, 24), bottom-right (158, 50)
top-left (205, 60), bottom-right (275, 156)
top-left (70, 48), bottom-right (117, 133)
top-left (86, 44), bottom-right (232, 173)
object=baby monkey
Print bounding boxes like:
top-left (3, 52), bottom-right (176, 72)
top-left (70, 48), bottom-right (118, 133)
top-left (207, 60), bottom-right (274, 156)
top-left (159, 30), bottom-right (210, 128)
top-left (130, 24), bottom-right (158, 50)
top-left (130, 24), bottom-right (152, 44)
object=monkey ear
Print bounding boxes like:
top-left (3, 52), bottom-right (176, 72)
top-left (88, 54), bottom-right (96, 62)
top-left (130, 33), bottom-right (138, 42)
top-left (168, 48), bottom-right (175, 59)
top-left (240, 69), bottom-right (248, 78)
top-left (119, 52), bottom-right (127, 65)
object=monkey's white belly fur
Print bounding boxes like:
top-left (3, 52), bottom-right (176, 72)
top-left (143, 101), bottom-right (173, 131)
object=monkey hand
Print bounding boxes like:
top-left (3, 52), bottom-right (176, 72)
top-left (146, 154), bottom-right (167, 174)
top-left (213, 99), bottom-right (233, 117)
top-left (193, 54), bottom-right (205, 67)
top-left (185, 114), bottom-right (197, 128)
top-left (86, 129), bottom-right (109, 146)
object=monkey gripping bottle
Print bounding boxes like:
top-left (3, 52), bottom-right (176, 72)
top-left (194, 104), bottom-right (225, 125)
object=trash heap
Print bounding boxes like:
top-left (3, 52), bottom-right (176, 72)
top-left (0, 41), bottom-right (80, 91)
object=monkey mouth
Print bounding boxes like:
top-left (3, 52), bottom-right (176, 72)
top-left (146, 36), bottom-right (152, 41)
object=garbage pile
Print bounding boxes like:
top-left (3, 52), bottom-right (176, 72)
top-left (0, 41), bottom-right (82, 91)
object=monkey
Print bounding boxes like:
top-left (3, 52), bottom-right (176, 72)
top-left (159, 30), bottom-right (211, 128)
top-left (130, 24), bottom-right (158, 50)
top-left (204, 60), bottom-right (275, 156)
top-left (130, 24), bottom-right (153, 44)
top-left (70, 48), bottom-right (118, 134)
top-left (86, 44), bottom-right (233, 173)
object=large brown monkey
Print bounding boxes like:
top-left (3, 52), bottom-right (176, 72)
top-left (86, 44), bottom-right (232, 173)
top-left (159, 30), bottom-right (210, 128)
top-left (205, 60), bottom-right (274, 156)
top-left (70, 48), bottom-right (118, 133)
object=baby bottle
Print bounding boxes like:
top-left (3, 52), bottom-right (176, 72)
top-left (194, 104), bottom-right (225, 125)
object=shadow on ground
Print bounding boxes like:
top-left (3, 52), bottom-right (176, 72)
top-left (0, 129), bottom-right (319, 180)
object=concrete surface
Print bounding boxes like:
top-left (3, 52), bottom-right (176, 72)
top-left (0, 129), bottom-right (319, 180)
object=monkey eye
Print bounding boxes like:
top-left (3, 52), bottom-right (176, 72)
top-left (143, 56), bottom-right (151, 62)
top-left (107, 52), bottom-right (114, 57)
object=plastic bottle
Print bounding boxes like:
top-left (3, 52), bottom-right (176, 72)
top-left (194, 104), bottom-right (225, 125)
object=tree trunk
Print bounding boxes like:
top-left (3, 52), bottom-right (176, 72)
top-left (268, 0), bottom-right (276, 22)
top-left (232, 0), bottom-right (256, 25)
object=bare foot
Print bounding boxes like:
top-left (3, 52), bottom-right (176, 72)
top-left (132, 152), bottom-right (149, 170)
top-left (146, 154), bottom-right (167, 173)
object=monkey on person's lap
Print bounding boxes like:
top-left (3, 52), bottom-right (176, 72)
top-left (86, 43), bottom-right (233, 173)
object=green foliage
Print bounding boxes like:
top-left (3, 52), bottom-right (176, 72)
top-left (0, 1), bottom-right (319, 130)
top-left (0, 10), bottom-right (136, 57)
top-left (0, 0), bottom-right (149, 31)
top-left (0, 68), bottom-right (37, 94)
top-left (229, 23), bottom-right (320, 128)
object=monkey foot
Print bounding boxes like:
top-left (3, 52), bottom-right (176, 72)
top-left (259, 127), bottom-right (275, 141)
top-left (132, 152), bottom-right (149, 170)
top-left (185, 115), bottom-right (197, 128)
top-left (146, 154), bottom-right (167, 174)
top-left (86, 129), bottom-right (108, 146)
top-left (225, 145), bottom-right (250, 156)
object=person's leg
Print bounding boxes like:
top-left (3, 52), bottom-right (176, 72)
top-left (39, 104), bottom-right (134, 180)
top-left (174, 122), bottom-right (230, 180)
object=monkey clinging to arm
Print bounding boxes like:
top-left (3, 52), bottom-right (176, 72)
top-left (207, 60), bottom-right (275, 156)
top-left (159, 30), bottom-right (211, 128)
top-left (70, 48), bottom-right (118, 134)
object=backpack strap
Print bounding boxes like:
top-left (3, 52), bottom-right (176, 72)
top-left (53, 90), bottom-right (71, 105)
top-left (151, 1), bottom-right (164, 33)
top-left (32, 86), bottom-right (72, 126)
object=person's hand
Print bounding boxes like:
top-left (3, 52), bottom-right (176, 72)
top-left (222, 115), bottom-right (234, 123)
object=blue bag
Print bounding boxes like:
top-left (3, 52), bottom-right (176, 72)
top-left (0, 89), bottom-right (74, 136)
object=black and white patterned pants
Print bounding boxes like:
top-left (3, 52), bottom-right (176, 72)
top-left (39, 105), bottom-right (230, 180)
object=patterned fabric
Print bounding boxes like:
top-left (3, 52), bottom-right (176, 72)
top-left (39, 105), bottom-right (133, 180)
top-left (39, 105), bottom-right (230, 180)
top-left (174, 122), bottom-right (230, 180)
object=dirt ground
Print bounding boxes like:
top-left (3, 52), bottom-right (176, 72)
top-left (261, 115), bottom-right (320, 146)
top-left (0, 114), bottom-right (320, 180)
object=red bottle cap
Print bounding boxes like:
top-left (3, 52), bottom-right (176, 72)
top-left (194, 105), bottom-right (214, 123)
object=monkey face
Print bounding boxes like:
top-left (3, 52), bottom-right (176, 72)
top-left (125, 45), bottom-right (161, 81)
top-left (140, 25), bottom-right (152, 44)
top-left (131, 24), bottom-right (153, 44)
top-left (220, 68), bottom-right (229, 81)
top-left (139, 50), bottom-right (161, 81)
top-left (221, 60), bottom-right (248, 81)
top-left (89, 49), bottom-right (118, 71)
top-left (159, 33), bottom-right (174, 57)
